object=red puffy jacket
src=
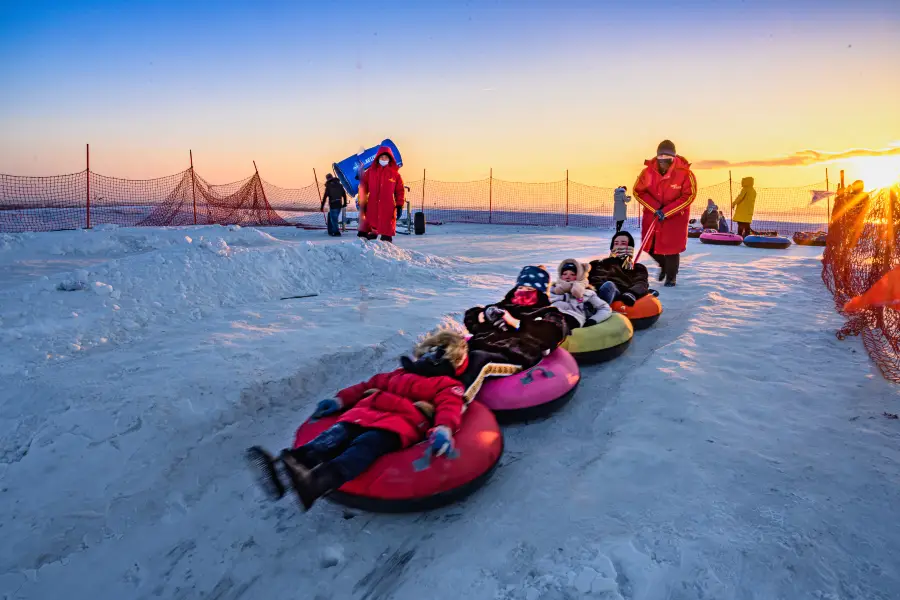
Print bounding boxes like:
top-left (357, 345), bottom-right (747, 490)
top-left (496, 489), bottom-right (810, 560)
top-left (633, 155), bottom-right (697, 255)
top-left (359, 146), bottom-right (405, 237)
top-left (335, 369), bottom-right (464, 448)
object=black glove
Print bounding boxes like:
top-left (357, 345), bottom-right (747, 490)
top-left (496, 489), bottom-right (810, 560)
top-left (655, 209), bottom-right (666, 222)
top-left (620, 292), bottom-right (637, 307)
top-left (484, 306), bottom-right (509, 331)
top-left (396, 206), bottom-right (403, 219)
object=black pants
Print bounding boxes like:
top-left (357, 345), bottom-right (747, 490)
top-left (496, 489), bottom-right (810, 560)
top-left (736, 221), bottom-right (752, 237)
top-left (615, 220), bottom-right (624, 232)
top-left (291, 422), bottom-right (401, 484)
top-left (650, 253), bottom-right (680, 282)
top-left (357, 231), bottom-right (393, 243)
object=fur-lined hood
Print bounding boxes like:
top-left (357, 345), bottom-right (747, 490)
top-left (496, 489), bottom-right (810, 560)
top-left (556, 258), bottom-right (590, 281)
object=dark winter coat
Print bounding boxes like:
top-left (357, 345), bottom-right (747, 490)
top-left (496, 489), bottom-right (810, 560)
top-left (463, 290), bottom-right (569, 368)
top-left (587, 257), bottom-right (650, 299)
top-left (359, 146), bottom-right (405, 237)
top-left (335, 369), bottom-right (465, 448)
top-left (321, 178), bottom-right (348, 211)
top-left (633, 155), bottom-right (698, 255)
top-left (700, 208), bottom-right (720, 230)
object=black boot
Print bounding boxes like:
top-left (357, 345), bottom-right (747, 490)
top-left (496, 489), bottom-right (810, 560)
top-left (246, 446), bottom-right (286, 501)
top-left (281, 454), bottom-right (343, 511)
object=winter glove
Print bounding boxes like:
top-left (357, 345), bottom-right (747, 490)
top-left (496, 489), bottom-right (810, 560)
top-left (428, 426), bottom-right (454, 457)
top-left (620, 292), bottom-right (637, 307)
top-left (484, 306), bottom-right (509, 330)
top-left (312, 398), bottom-right (342, 419)
top-left (655, 209), bottom-right (666, 222)
top-left (396, 206), bottom-right (403, 219)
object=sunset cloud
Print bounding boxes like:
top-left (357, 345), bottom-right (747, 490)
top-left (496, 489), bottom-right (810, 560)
top-left (694, 143), bottom-right (900, 170)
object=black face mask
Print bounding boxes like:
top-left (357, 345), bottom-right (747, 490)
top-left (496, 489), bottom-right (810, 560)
top-left (400, 346), bottom-right (455, 377)
top-left (657, 159), bottom-right (673, 173)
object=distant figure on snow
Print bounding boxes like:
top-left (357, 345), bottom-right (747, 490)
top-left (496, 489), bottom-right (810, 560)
top-left (321, 173), bottom-right (347, 237)
top-left (549, 259), bottom-right (612, 331)
top-left (613, 186), bottom-right (631, 232)
top-left (358, 146), bottom-right (405, 243)
top-left (463, 266), bottom-right (569, 369)
top-left (699, 199), bottom-right (720, 230)
top-left (633, 139), bottom-right (698, 287)
top-left (732, 177), bottom-right (757, 237)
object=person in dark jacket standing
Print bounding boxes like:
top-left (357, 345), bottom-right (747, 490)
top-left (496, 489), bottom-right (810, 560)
top-left (321, 173), bottom-right (347, 237)
top-left (463, 266), bottom-right (569, 369)
top-left (588, 231), bottom-right (652, 306)
top-left (633, 139), bottom-right (698, 287)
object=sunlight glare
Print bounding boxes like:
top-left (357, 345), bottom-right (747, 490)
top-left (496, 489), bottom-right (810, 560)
top-left (849, 156), bottom-right (900, 190)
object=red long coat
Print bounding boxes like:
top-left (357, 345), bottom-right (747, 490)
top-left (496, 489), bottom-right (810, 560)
top-left (359, 146), bottom-right (405, 237)
top-left (633, 155), bottom-right (697, 255)
top-left (335, 369), bottom-right (464, 448)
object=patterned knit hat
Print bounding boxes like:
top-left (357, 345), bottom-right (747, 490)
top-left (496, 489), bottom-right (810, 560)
top-left (515, 265), bottom-right (550, 294)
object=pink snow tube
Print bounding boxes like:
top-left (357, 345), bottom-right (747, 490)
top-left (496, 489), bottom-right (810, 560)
top-left (699, 231), bottom-right (743, 246)
top-left (474, 348), bottom-right (580, 423)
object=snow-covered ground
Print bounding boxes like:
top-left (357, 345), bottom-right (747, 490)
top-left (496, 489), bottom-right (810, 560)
top-left (1, 223), bottom-right (898, 600)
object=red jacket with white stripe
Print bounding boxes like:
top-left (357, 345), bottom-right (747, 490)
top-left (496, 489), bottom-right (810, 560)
top-left (335, 369), bottom-right (465, 448)
top-left (633, 155), bottom-right (698, 255)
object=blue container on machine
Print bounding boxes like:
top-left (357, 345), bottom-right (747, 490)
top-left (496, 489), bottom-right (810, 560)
top-left (332, 139), bottom-right (402, 198)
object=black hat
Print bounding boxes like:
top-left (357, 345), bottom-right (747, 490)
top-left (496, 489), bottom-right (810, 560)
top-left (657, 140), bottom-right (676, 157)
top-left (325, 173), bottom-right (334, 180)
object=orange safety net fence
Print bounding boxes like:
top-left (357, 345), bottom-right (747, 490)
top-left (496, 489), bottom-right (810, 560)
top-left (2, 167), bottom-right (834, 234)
top-left (822, 183), bottom-right (900, 382)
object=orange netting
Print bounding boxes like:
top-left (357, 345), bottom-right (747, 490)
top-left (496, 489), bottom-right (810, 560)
top-left (822, 183), bottom-right (900, 382)
top-left (2, 165), bottom-right (835, 234)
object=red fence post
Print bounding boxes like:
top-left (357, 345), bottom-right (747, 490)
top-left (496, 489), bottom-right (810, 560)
top-left (190, 149), bottom-right (198, 225)
top-left (489, 168), bottom-right (493, 224)
top-left (85, 143), bottom-right (91, 229)
top-left (565, 169), bottom-right (569, 227)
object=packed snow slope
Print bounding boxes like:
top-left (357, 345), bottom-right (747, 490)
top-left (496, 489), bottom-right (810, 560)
top-left (1, 224), bottom-right (899, 600)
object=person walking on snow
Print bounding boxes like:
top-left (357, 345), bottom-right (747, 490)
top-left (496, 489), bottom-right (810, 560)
top-left (613, 186), bottom-right (631, 232)
top-left (358, 146), bottom-right (405, 243)
top-left (732, 177), bottom-right (757, 237)
top-left (633, 139), bottom-right (698, 287)
top-left (321, 173), bottom-right (348, 237)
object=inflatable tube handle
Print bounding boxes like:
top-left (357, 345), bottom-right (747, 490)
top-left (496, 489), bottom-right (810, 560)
top-left (520, 366), bottom-right (555, 385)
top-left (412, 445), bottom-right (461, 472)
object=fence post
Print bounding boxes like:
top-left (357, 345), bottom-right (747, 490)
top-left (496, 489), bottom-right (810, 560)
top-left (565, 170), bottom-right (569, 227)
top-left (840, 169), bottom-right (845, 190)
top-left (190, 149), bottom-right (198, 225)
top-left (825, 168), bottom-right (830, 227)
top-left (253, 161), bottom-right (271, 210)
top-left (421, 168), bottom-right (426, 213)
top-left (728, 170), bottom-right (733, 232)
top-left (489, 168), bottom-right (493, 224)
top-left (85, 143), bottom-right (91, 229)
top-left (312, 168), bottom-right (324, 229)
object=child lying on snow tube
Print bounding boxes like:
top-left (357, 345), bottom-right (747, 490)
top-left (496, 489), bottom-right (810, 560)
top-left (588, 231), bottom-right (658, 307)
top-left (248, 330), bottom-right (476, 512)
top-left (463, 265), bottom-right (570, 369)
top-left (550, 259), bottom-right (612, 331)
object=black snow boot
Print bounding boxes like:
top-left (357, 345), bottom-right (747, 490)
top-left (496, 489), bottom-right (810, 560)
top-left (281, 454), bottom-right (343, 511)
top-left (665, 277), bottom-right (677, 287)
top-left (246, 446), bottom-right (286, 501)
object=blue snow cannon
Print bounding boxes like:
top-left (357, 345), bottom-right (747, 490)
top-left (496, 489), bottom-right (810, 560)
top-left (332, 139), bottom-right (403, 198)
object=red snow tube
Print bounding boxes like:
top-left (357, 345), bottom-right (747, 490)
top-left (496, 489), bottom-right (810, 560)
top-left (291, 401), bottom-right (503, 512)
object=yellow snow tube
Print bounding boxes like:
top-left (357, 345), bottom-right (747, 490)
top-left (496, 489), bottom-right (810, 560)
top-left (560, 312), bottom-right (633, 364)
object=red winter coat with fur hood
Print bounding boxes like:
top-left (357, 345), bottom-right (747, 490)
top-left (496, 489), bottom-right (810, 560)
top-left (359, 146), bottom-right (405, 237)
top-left (335, 369), bottom-right (464, 448)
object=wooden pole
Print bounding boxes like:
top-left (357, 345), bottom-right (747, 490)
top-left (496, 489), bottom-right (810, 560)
top-left (728, 170), bottom-right (733, 232)
top-left (421, 168), bottom-right (426, 213)
top-left (565, 170), bottom-right (569, 227)
top-left (489, 168), bottom-right (493, 224)
top-left (840, 169), bottom-right (845, 190)
top-left (825, 168), bottom-right (830, 226)
top-left (312, 168), bottom-right (325, 230)
top-left (190, 150), bottom-right (197, 225)
top-left (253, 160), bottom-right (271, 209)
top-left (85, 143), bottom-right (91, 229)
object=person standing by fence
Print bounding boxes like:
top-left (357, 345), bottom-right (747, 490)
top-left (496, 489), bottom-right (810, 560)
top-left (613, 186), bottom-right (631, 232)
top-left (321, 173), bottom-right (347, 237)
top-left (633, 140), bottom-right (697, 287)
top-left (358, 146), bottom-right (405, 243)
top-left (732, 177), bottom-right (757, 237)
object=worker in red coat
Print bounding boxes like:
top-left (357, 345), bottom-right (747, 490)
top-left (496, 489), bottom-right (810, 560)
top-left (358, 146), bottom-right (405, 242)
top-left (633, 140), bottom-right (698, 287)
top-left (247, 332), bottom-right (468, 511)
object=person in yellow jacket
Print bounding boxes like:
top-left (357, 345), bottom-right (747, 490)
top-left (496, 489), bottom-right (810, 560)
top-left (732, 177), bottom-right (757, 237)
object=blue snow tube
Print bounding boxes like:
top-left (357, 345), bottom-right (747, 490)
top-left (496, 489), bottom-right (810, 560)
top-left (743, 235), bottom-right (792, 249)
top-left (332, 139), bottom-right (403, 198)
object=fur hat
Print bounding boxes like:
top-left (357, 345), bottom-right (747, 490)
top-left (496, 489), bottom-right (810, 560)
top-left (515, 265), bottom-right (550, 294)
top-left (557, 258), bottom-right (589, 281)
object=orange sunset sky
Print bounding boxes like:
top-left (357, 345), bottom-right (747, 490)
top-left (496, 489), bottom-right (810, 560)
top-left (1, 0), bottom-right (899, 191)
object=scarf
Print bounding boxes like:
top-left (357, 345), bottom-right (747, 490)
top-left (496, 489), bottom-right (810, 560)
top-left (611, 245), bottom-right (635, 270)
top-left (511, 288), bottom-right (539, 306)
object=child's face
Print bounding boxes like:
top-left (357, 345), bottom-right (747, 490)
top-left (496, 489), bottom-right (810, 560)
top-left (516, 285), bottom-right (534, 293)
top-left (560, 270), bottom-right (577, 282)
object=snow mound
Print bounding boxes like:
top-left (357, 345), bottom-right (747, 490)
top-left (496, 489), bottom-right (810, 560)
top-left (0, 234), bottom-right (462, 375)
